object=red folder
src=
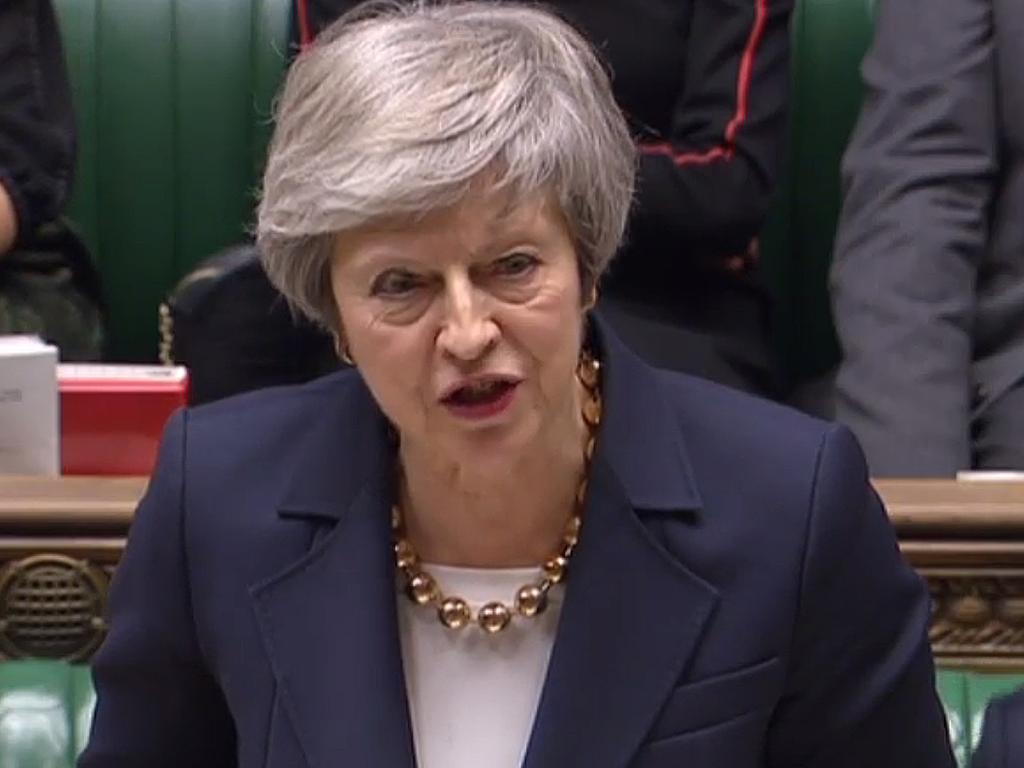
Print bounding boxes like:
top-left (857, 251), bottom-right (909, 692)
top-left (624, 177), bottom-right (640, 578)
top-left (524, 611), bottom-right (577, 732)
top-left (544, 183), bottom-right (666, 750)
top-left (59, 365), bottom-right (189, 476)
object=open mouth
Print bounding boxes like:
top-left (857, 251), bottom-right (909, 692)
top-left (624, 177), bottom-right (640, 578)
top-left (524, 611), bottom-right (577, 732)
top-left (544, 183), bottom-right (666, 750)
top-left (443, 379), bottom-right (518, 407)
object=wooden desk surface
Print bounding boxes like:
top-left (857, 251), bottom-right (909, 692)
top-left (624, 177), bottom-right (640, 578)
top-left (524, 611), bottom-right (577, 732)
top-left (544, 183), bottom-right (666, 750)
top-left (0, 475), bottom-right (147, 532)
top-left (878, 479), bottom-right (1024, 535)
top-left (0, 475), bottom-right (1022, 527)
top-left (0, 474), bottom-right (1023, 664)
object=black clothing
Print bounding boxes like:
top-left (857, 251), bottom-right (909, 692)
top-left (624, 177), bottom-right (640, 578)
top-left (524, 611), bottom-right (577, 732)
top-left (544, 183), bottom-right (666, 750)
top-left (0, 0), bottom-right (103, 359)
top-left (301, 0), bottom-right (793, 396)
top-left (0, 0), bottom-right (76, 244)
top-left (972, 688), bottom-right (1024, 768)
top-left (164, 245), bottom-right (338, 406)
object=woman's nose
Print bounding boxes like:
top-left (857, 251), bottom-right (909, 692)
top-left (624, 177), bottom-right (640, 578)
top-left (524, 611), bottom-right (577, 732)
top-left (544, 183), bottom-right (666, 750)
top-left (436, 272), bottom-right (499, 362)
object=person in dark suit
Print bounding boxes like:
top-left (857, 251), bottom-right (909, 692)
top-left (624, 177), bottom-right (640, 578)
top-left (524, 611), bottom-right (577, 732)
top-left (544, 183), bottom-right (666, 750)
top-left (300, 0), bottom-right (794, 398)
top-left (80, 4), bottom-right (954, 766)
top-left (831, 0), bottom-right (1024, 476)
top-left (972, 688), bottom-right (1024, 768)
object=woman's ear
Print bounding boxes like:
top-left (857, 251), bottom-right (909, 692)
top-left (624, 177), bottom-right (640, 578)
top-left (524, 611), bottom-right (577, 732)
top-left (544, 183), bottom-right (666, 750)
top-left (331, 328), bottom-right (354, 366)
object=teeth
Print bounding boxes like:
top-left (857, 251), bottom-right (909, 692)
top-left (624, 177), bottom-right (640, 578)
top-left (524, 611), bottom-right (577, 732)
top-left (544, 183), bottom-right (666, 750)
top-left (451, 380), bottom-right (506, 403)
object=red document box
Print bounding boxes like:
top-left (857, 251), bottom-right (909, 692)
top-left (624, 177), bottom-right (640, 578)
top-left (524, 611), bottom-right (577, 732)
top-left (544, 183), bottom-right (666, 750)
top-left (59, 365), bottom-right (189, 476)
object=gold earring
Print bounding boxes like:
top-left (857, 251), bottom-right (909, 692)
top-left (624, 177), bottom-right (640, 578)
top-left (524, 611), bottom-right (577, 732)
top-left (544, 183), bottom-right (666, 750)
top-left (584, 284), bottom-right (599, 311)
top-left (334, 336), bottom-right (354, 366)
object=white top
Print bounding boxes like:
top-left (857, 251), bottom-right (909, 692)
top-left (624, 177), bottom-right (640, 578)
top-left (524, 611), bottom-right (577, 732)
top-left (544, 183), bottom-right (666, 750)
top-left (397, 564), bottom-right (563, 768)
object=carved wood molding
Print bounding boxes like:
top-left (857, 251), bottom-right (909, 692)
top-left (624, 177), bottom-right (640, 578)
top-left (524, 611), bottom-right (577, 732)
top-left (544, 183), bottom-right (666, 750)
top-left (1, 476), bottom-right (1023, 664)
top-left (922, 569), bottom-right (1024, 667)
top-left (878, 479), bottom-right (1024, 669)
top-left (0, 476), bottom-right (141, 661)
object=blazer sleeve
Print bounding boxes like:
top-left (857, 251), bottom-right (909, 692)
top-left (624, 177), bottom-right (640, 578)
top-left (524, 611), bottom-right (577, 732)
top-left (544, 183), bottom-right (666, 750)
top-left (633, 0), bottom-right (793, 262)
top-left (78, 410), bottom-right (237, 767)
top-left (830, 0), bottom-right (998, 476)
top-left (0, 0), bottom-right (76, 241)
top-left (766, 425), bottom-right (956, 767)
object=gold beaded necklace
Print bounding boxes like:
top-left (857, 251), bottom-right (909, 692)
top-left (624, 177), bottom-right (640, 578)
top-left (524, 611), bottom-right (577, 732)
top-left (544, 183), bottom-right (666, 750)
top-left (392, 351), bottom-right (602, 634)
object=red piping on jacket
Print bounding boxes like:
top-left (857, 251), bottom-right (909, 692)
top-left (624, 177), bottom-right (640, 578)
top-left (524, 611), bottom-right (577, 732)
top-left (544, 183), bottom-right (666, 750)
top-left (641, 0), bottom-right (770, 167)
top-left (298, 0), bottom-right (313, 49)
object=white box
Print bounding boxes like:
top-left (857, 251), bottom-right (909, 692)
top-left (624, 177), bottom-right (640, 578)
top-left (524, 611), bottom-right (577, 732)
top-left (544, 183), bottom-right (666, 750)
top-left (0, 335), bottom-right (59, 475)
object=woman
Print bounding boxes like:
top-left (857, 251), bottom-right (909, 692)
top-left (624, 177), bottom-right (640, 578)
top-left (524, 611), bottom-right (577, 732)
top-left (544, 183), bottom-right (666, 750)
top-left (81, 4), bottom-right (953, 767)
top-left (300, 0), bottom-right (792, 398)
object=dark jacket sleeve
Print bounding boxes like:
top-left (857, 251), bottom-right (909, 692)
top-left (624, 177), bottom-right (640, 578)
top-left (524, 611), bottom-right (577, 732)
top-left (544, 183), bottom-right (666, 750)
top-left (633, 0), bottom-right (794, 261)
top-left (830, 0), bottom-right (997, 477)
top-left (78, 411), bottom-right (237, 767)
top-left (766, 425), bottom-right (956, 766)
top-left (972, 689), bottom-right (1024, 768)
top-left (0, 0), bottom-right (76, 241)
top-left (971, 696), bottom-right (1003, 768)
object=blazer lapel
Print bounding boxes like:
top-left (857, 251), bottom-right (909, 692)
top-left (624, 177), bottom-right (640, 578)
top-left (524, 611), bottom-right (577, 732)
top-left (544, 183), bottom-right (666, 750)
top-left (521, 458), bottom-right (718, 768)
top-left (523, 315), bottom-right (720, 768)
top-left (250, 375), bottom-right (416, 768)
top-left (247, 316), bottom-right (716, 768)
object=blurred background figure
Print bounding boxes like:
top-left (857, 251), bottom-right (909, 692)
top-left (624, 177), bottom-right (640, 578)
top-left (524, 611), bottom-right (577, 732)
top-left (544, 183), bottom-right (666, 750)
top-left (831, 0), bottom-right (1024, 476)
top-left (972, 687), bottom-right (1024, 768)
top-left (0, 0), bottom-right (104, 359)
top-left (301, 0), bottom-right (795, 398)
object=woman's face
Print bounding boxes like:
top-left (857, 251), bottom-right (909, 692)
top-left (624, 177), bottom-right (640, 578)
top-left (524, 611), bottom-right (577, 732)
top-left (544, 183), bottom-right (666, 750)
top-left (329, 189), bottom-right (585, 466)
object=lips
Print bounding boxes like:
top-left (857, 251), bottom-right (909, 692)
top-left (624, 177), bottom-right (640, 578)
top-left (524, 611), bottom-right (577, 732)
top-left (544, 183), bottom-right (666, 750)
top-left (442, 379), bottom-right (513, 405)
top-left (440, 376), bottom-right (522, 419)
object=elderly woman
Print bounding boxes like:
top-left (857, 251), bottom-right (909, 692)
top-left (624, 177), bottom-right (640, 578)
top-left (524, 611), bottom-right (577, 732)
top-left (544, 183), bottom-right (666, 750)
top-left (80, 3), bottom-right (953, 767)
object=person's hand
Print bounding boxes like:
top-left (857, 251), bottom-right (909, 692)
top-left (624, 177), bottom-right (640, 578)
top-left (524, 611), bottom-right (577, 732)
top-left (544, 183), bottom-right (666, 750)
top-left (0, 182), bottom-right (17, 256)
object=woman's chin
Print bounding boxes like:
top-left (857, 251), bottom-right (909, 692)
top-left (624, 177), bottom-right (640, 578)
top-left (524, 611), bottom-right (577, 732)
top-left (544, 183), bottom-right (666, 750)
top-left (437, 405), bottom-right (543, 463)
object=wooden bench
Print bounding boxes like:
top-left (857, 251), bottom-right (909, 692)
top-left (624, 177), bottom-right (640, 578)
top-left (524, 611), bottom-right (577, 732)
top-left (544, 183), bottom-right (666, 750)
top-left (1, 476), bottom-right (1023, 666)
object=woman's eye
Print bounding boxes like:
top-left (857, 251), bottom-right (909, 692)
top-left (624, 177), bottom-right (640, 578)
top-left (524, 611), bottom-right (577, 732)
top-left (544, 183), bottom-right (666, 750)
top-left (493, 252), bottom-right (539, 277)
top-left (371, 270), bottom-right (422, 297)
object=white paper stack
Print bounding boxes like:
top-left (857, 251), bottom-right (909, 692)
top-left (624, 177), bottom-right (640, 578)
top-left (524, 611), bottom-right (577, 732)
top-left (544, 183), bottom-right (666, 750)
top-left (0, 335), bottom-right (59, 475)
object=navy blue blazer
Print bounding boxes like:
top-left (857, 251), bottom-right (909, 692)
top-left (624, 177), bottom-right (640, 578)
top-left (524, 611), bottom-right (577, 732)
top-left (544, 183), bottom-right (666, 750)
top-left (972, 688), bottom-right (1024, 768)
top-left (80, 319), bottom-right (955, 767)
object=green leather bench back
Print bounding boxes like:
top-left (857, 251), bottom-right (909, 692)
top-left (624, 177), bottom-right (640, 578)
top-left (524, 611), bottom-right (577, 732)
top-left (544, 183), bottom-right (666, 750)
top-left (937, 669), bottom-right (1024, 766)
top-left (47, 0), bottom-right (889, 382)
top-left (52, 0), bottom-right (292, 361)
top-left (0, 661), bottom-right (1019, 765)
top-left (0, 662), bottom-right (94, 767)
top-left (760, 0), bottom-right (875, 386)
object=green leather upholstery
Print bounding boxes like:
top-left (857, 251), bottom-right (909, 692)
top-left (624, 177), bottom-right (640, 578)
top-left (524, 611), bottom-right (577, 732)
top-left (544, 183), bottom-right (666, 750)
top-left (936, 669), bottom-right (1024, 767)
top-left (50, 0), bottom-right (872, 373)
top-left (761, 0), bottom-right (876, 385)
top-left (52, 0), bottom-right (292, 361)
top-left (0, 660), bottom-right (1018, 764)
top-left (0, 661), bottom-right (94, 767)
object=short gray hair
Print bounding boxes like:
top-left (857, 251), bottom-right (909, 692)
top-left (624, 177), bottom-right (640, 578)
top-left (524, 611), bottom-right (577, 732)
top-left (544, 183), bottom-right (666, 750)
top-left (257, 0), bottom-right (636, 332)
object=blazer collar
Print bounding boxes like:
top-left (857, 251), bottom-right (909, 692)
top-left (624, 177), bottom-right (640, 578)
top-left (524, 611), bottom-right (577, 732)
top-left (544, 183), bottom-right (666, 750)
top-left (588, 312), bottom-right (702, 511)
top-left (274, 311), bottom-right (703, 522)
top-left (275, 372), bottom-right (394, 521)
top-left (254, 313), bottom-right (715, 768)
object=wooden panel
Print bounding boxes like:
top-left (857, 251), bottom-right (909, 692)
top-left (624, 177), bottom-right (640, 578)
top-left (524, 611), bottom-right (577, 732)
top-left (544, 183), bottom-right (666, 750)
top-left (879, 479), bottom-right (1024, 669)
top-left (0, 477), bottom-right (142, 661)
top-left (1, 476), bottom-right (1024, 665)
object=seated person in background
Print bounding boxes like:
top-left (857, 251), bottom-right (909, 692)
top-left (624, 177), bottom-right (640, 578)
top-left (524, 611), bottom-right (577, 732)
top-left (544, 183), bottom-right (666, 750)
top-left (300, 0), bottom-right (794, 398)
top-left (163, 245), bottom-right (337, 406)
top-left (831, 0), bottom-right (1024, 476)
top-left (973, 688), bottom-right (1024, 768)
top-left (81, 5), bottom-right (953, 766)
top-left (0, 0), bottom-right (103, 359)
